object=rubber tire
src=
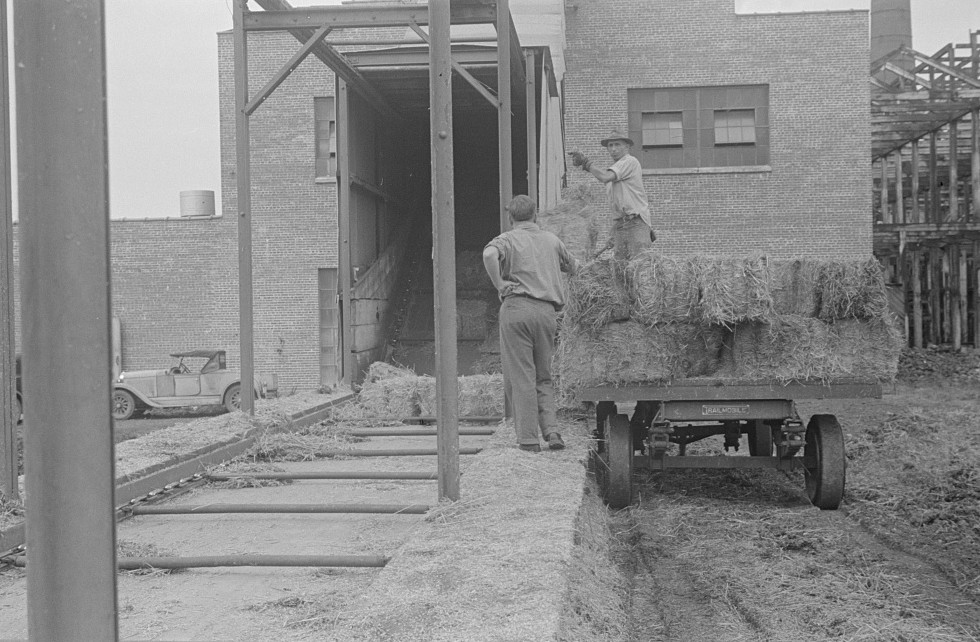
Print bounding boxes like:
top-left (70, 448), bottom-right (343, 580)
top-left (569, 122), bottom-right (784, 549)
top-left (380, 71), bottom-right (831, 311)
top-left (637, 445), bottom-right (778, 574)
top-left (804, 414), bottom-right (846, 510)
top-left (603, 413), bottom-right (634, 509)
top-left (747, 419), bottom-right (773, 456)
top-left (223, 383), bottom-right (242, 413)
top-left (112, 389), bottom-right (136, 421)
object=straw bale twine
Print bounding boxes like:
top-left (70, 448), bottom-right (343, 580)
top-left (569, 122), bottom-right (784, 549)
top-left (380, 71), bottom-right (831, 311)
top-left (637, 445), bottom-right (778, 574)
top-left (537, 183), bottom-right (602, 262)
top-left (770, 258), bottom-right (821, 317)
top-left (563, 259), bottom-right (629, 333)
top-left (625, 251), bottom-right (699, 325)
top-left (556, 321), bottom-right (725, 390)
top-left (817, 258), bottom-right (888, 321)
top-left (695, 253), bottom-right (774, 326)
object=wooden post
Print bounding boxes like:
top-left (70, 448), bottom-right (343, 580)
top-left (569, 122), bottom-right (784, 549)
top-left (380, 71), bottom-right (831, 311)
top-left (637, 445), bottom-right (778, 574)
top-left (949, 119), bottom-right (959, 222)
top-left (911, 249), bottom-right (923, 348)
top-left (911, 138), bottom-right (921, 223)
top-left (894, 149), bottom-right (904, 224)
top-left (928, 247), bottom-right (940, 344)
top-left (972, 108), bottom-right (979, 221)
top-left (951, 245), bottom-right (962, 350)
top-left (959, 243), bottom-right (968, 347)
top-left (939, 247), bottom-right (953, 343)
top-left (880, 158), bottom-right (890, 223)
top-left (974, 240), bottom-right (980, 346)
top-left (0, 0), bottom-right (15, 501)
top-left (497, 0), bottom-right (512, 232)
top-left (930, 132), bottom-right (939, 223)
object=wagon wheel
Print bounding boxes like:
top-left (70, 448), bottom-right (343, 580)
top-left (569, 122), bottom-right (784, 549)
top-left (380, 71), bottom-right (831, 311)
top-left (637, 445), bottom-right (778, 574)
top-left (599, 413), bottom-right (633, 509)
top-left (804, 414), bottom-right (846, 510)
top-left (594, 401), bottom-right (616, 453)
top-left (747, 419), bottom-right (773, 456)
top-left (112, 389), bottom-right (136, 421)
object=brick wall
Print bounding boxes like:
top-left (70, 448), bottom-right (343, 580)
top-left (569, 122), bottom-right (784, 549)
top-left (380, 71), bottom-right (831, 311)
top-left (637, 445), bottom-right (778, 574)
top-left (563, 0), bottom-right (872, 259)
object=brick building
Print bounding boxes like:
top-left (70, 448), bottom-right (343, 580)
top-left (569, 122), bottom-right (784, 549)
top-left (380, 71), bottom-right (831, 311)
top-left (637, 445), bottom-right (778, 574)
top-left (8, 0), bottom-right (872, 391)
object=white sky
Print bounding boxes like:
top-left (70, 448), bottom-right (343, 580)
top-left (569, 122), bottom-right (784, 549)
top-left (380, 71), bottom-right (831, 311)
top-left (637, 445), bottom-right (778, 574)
top-left (97, 0), bottom-right (980, 219)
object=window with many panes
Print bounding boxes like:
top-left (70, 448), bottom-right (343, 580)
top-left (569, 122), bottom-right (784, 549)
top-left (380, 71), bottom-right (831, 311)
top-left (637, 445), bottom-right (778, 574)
top-left (627, 85), bottom-right (769, 170)
top-left (315, 97), bottom-right (337, 179)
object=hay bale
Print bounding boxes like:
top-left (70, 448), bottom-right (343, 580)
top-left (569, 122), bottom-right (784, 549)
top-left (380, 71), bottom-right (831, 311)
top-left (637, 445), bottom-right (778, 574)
top-left (625, 251), bottom-right (699, 325)
top-left (556, 321), bottom-right (725, 390)
top-left (416, 374), bottom-right (505, 417)
top-left (817, 258), bottom-right (888, 321)
top-left (356, 363), bottom-right (422, 417)
top-left (770, 258), bottom-right (821, 317)
top-left (457, 298), bottom-right (489, 340)
top-left (729, 315), bottom-right (903, 382)
top-left (695, 253), bottom-right (774, 326)
top-left (564, 259), bottom-right (630, 333)
top-left (538, 183), bottom-right (602, 262)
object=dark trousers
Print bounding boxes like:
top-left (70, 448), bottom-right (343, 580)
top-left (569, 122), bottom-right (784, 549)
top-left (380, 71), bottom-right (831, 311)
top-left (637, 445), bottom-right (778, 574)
top-left (498, 296), bottom-right (559, 445)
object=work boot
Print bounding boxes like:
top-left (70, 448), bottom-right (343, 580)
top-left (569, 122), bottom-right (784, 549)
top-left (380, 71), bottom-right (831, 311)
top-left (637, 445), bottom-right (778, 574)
top-left (546, 433), bottom-right (565, 450)
top-left (519, 443), bottom-right (541, 453)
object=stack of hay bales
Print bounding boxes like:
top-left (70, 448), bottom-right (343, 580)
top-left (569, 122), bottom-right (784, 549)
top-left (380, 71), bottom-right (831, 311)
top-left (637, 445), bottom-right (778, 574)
top-left (556, 251), bottom-right (904, 393)
top-left (352, 362), bottom-right (504, 419)
top-left (537, 183), bottom-right (602, 263)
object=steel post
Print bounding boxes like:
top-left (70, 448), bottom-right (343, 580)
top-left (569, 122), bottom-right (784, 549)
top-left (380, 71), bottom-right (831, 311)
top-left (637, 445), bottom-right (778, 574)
top-left (234, 0), bottom-right (255, 415)
top-left (0, 0), bottom-right (16, 500)
top-left (14, 1), bottom-right (118, 639)
top-left (497, 0), bottom-right (512, 232)
top-left (429, 0), bottom-right (460, 502)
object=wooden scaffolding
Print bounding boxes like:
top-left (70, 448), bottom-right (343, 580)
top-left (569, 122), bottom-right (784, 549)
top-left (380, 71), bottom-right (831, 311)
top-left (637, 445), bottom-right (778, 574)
top-left (871, 31), bottom-right (980, 349)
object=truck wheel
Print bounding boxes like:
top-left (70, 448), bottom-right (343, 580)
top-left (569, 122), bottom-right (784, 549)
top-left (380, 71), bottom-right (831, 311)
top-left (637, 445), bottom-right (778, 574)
top-left (602, 413), bottom-right (633, 509)
top-left (747, 419), bottom-right (773, 456)
top-left (112, 390), bottom-right (136, 421)
top-left (223, 383), bottom-right (242, 413)
top-left (804, 414), bottom-right (845, 510)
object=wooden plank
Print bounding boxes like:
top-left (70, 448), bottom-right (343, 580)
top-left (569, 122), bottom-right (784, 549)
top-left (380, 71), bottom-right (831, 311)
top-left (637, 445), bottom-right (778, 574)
top-left (880, 159), bottom-right (889, 223)
top-left (350, 299), bottom-right (384, 326)
top-left (942, 247), bottom-right (952, 342)
top-left (911, 139), bottom-right (921, 223)
top-left (351, 323), bottom-right (383, 351)
top-left (576, 379), bottom-right (882, 403)
top-left (894, 149), bottom-right (904, 224)
top-left (928, 247), bottom-right (940, 343)
top-left (975, 241), bottom-right (980, 346)
top-left (959, 244), bottom-right (969, 346)
top-left (911, 250), bottom-right (924, 347)
top-left (930, 132), bottom-right (939, 223)
top-left (950, 119), bottom-right (959, 221)
top-left (951, 244), bottom-right (962, 350)
top-left (973, 109), bottom-right (980, 221)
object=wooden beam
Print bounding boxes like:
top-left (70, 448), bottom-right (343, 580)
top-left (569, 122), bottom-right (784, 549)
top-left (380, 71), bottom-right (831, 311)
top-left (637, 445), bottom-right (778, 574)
top-left (973, 109), bottom-right (980, 221)
top-left (880, 158), bottom-right (889, 223)
top-left (894, 149), bottom-right (905, 224)
top-left (942, 246), bottom-right (952, 342)
top-left (406, 21), bottom-right (498, 109)
top-left (246, 24), bottom-right (332, 116)
top-left (906, 47), bottom-right (980, 88)
top-left (930, 132), bottom-right (939, 223)
top-left (959, 243), bottom-right (969, 347)
top-left (951, 244), bottom-right (962, 349)
top-left (497, 0), bottom-right (512, 232)
top-left (253, 0), bottom-right (403, 122)
top-left (244, 3), bottom-right (494, 31)
top-left (911, 250), bottom-right (923, 347)
top-left (950, 119), bottom-right (959, 221)
top-left (911, 139), bottom-right (921, 223)
top-left (974, 240), bottom-right (980, 346)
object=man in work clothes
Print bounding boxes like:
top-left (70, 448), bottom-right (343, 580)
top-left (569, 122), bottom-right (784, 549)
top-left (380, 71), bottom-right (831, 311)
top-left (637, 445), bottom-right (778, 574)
top-left (483, 195), bottom-right (577, 452)
top-left (570, 130), bottom-right (654, 261)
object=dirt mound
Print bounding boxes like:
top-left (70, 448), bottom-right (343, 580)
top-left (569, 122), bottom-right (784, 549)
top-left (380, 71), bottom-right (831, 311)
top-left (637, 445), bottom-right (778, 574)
top-left (897, 346), bottom-right (980, 383)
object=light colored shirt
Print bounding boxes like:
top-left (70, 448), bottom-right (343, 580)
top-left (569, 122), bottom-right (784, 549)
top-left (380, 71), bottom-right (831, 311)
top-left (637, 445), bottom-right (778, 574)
top-left (485, 222), bottom-right (575, 308)
top-left (607, 153), bottom-right (651, 228)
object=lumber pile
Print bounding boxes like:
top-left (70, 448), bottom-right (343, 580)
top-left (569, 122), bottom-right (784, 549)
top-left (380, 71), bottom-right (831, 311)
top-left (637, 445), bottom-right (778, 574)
top-left (557, 252), bottom-right (904, 392)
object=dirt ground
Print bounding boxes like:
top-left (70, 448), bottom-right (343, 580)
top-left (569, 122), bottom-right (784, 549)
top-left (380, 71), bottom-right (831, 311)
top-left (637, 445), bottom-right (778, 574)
top-left (619, 377), bottom-right (980, 641)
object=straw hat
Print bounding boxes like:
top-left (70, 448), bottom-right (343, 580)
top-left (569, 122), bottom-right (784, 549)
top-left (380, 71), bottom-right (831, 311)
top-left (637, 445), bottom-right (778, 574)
top-left (600, 130), bottom-right (634, 147)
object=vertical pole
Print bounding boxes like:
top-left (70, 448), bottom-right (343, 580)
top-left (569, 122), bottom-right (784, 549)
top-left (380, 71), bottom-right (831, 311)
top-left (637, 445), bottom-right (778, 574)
top-left (974, 240), bottom-right (980, 346)
top-left (525, 50), bottom-right (537, 206)
top-left (879, 158), bottom-right (889, 223)
top-left (0, 0), bottom-right (16, 500)
top-left (233, 0), bottom-right (254, 414)
top-left (972, 109), bottom-right (980, 221)
top-left (15, 1), bottom-right (119, 639)
top-left (928, 248), bottom-right (940, 344)
top-left (911, 139), bottom-right (921, 224)
top-left (497, 0), bottom-right (512, 232)
top-left (337, 80), bottom-right (353, 382)
top-left (894, 149), bottom-right (904, 224)
top-left (429, 0), bottom-right (459, 501)
top-left (959, 244), bottom-right (968, 347)
top-left (951, 245), bottom-right (962, 350)
top-left (949, 120), bottom-right (959, 222)
top-left (942, 247), bottom-right (952, 342)
top-left (911, 250), bottom-right (923, 348)
top-left (930, 132), bottom-right (939, 223)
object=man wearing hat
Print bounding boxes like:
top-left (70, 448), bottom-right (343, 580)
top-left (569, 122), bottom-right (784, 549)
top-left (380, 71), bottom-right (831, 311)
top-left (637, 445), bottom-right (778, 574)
top-left (569, 130), bottom-right (654, 261)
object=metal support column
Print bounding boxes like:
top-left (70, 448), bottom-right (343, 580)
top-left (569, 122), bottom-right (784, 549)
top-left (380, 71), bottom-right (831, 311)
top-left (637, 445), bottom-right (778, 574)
top-left (234, 0), bottom-right (255, 414)
top-left (497, 0), bottom-right (512, 232)
top-left (525, 50), bottom-right (537, 206)
top-left (0, 0), bottom-right (16, 501)
top-left (14, 1), bottom-right (119, 638)
top-left (429, 0), bottom-right (459, 501)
